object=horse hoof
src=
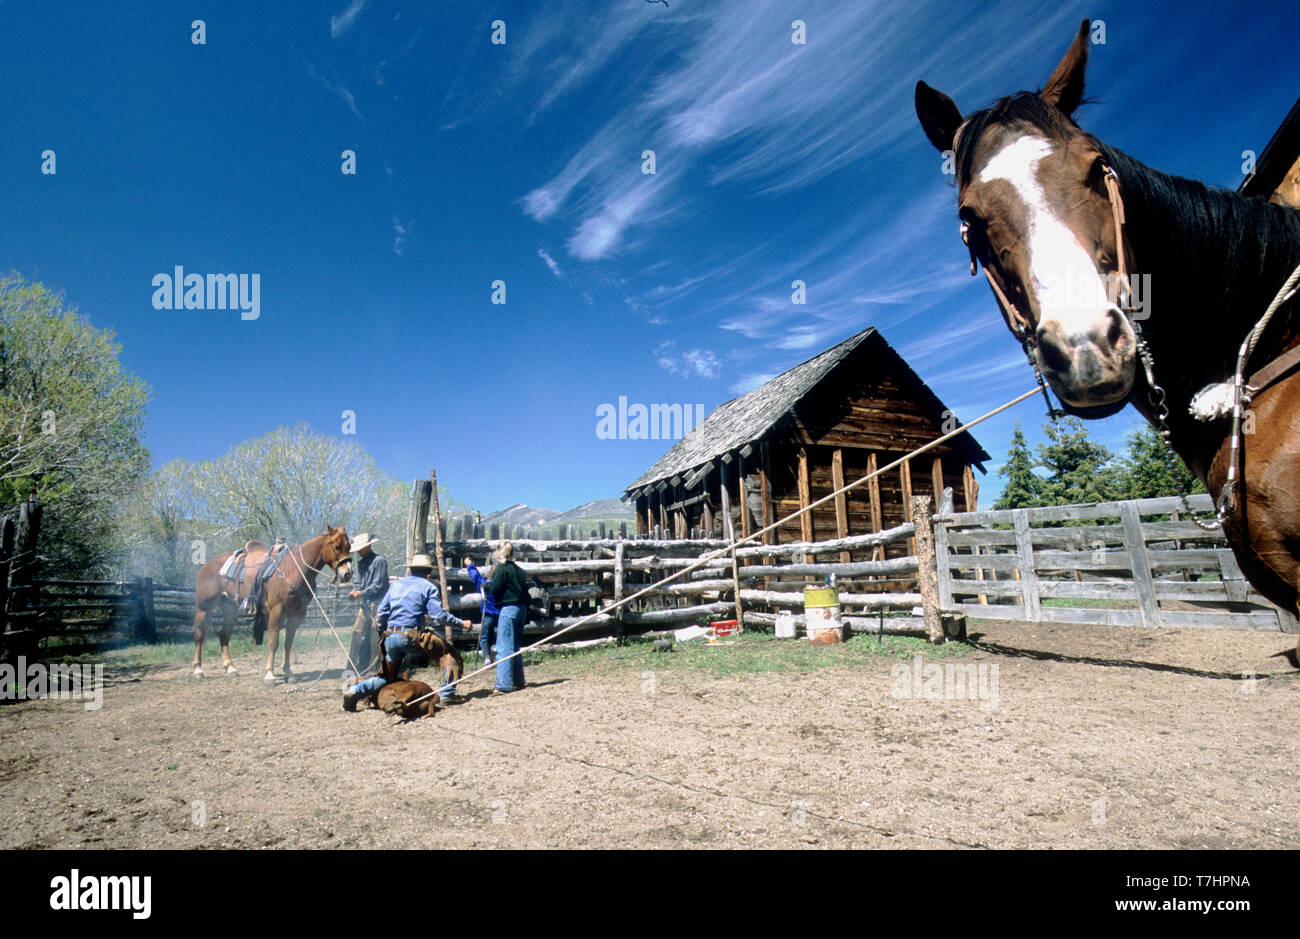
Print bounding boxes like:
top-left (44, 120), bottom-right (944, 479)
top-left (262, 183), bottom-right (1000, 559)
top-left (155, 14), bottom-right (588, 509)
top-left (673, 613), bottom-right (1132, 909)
top-left (225, 665), bottom-right (238, 676)
top-left (193, 666), bottom-right (204, 678)
top-left (283, 669), bottom-right (294, 684)
top-left (263, 671), bottom-right (276, 682)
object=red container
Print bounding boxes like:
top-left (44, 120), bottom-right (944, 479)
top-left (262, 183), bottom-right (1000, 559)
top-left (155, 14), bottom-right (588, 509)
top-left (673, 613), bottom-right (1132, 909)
top-left (710, 619), bottom-right (741, 637)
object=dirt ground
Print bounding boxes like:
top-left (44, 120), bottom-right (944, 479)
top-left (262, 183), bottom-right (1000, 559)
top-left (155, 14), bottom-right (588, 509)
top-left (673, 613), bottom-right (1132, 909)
top-left (1, 620), bottom-right (1297, 850)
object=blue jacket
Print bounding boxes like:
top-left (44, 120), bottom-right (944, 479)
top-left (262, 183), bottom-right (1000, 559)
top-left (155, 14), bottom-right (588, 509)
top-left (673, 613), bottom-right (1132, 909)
top-left (466, 564), bottom-right (501, 617)
top-left (375, 575), bottom-right (461, 631)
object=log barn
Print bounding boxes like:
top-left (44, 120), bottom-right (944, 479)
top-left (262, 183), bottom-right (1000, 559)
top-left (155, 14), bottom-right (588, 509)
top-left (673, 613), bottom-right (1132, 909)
top-left (621, 326), bottom-right (990, 559)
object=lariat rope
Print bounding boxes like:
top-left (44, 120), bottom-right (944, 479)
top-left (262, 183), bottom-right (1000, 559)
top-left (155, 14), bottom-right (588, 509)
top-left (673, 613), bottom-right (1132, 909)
top-left (399, 386), bottom-right (1046, 711)
top-left (285, 544), bottom-right (360, 678)
top-left (1218, 260), bottom-right (1300, 522)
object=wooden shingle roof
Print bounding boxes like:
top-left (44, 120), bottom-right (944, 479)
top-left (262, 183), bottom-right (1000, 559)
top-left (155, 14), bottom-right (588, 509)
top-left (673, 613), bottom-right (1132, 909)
top-left (623, 326), bottom-right (989, 498)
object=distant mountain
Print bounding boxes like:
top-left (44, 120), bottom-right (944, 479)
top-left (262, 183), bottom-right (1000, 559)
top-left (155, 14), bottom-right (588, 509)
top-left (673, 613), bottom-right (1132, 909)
top-left (553, 498), bottom-right (633, 523)
top-left (480, 497), bottom-right (633, 531)
top-left (481, 504), bottom-right (561, 527)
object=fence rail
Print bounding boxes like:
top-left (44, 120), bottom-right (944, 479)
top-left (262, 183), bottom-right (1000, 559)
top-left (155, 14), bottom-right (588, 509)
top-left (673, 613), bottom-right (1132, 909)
top-left (933, 492), bottom-right (1300, 633)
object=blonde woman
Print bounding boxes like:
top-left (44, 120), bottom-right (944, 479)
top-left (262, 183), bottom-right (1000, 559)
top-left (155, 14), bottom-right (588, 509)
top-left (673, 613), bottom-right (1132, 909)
top-left (485, 541), bottom-right (528, 693)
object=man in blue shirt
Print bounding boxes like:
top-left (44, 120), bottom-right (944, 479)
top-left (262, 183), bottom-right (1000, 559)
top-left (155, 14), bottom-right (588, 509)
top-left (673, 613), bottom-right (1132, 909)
top-left (342, 554), bottom-right (470, 711)
top-left (463, 555), bottom-right (500, 666)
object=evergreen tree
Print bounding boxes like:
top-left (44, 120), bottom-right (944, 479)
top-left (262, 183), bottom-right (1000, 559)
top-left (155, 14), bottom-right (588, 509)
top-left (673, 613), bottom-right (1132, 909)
top-left (994, 423), bottom-right (1042, 509)
top-left (1119, 423), bottom-right (1205, 499)
top-left (1036, 417), bottom-right (1123, 505)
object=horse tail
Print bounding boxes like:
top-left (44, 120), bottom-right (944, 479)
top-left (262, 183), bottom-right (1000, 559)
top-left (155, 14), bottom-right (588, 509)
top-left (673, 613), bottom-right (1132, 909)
top-left (252, 608), bottom-right (267, 645)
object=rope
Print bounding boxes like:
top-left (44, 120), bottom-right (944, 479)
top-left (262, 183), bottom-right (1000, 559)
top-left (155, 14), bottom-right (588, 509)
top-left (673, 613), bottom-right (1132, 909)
top-left (1218, 261), bottom-right (1300, 521)
top-left (285, 545), bottom-right (360, 678)
top-left (400, 385), bottom-right (1045, 711)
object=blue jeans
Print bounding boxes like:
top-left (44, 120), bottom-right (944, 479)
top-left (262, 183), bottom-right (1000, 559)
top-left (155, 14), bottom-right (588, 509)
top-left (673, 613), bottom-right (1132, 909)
top-left (348, 674), bottom-right (387, 697)
top-left (479, 612), bottom-right (499, 663)
top-left (383, 631), bottom-right (413, 665)
top-left (495, 604), bottom-right (526, 692)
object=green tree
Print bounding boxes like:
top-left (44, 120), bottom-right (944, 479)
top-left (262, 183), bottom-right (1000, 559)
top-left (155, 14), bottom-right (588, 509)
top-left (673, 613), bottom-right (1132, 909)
top-left (1036, 417), bottom-right (1123, 505)
top-left (0, 274), bottom-right (150, 575)
top-left (994, 423), bottom-right (1042, 509)
top-left (1118, 423), bottom-right (1205, 499)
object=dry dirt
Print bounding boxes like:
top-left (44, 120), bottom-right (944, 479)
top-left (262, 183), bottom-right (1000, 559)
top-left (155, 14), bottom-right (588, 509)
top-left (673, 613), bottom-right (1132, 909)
top-left (1, 621), bottom-right (1297, 850)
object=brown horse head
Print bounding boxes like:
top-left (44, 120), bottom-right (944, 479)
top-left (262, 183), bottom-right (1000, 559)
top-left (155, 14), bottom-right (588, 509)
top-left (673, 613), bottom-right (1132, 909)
top-left (916, 18), bottom-right (1136, 418)
top-left (320, 524), bottom-right (354, 583)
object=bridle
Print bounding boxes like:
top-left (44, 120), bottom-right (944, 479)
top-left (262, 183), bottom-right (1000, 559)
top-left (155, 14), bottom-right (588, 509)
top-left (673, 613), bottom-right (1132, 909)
top-left (961, 161), bottom-right (1220, 528)
top-left (960, 163), bottom-right (1160, 421)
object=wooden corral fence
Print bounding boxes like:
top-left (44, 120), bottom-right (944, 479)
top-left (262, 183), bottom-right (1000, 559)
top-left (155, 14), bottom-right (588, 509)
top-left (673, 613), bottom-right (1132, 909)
top-left (933, 492), bottom-right (1300, 633)
top-left (424, 497), bottom-right (944, 645)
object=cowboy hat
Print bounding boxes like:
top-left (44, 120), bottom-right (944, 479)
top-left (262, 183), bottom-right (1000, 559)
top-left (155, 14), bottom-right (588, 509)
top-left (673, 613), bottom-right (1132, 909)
top-left (350, 532), bottom-right (380, 553)
top-left (408, 553), bottom-right (436, 571)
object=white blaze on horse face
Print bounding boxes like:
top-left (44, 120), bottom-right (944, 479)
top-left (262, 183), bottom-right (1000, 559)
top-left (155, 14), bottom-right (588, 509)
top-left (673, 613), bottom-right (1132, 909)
top-left (977, 135), bottom-right (1113, 340)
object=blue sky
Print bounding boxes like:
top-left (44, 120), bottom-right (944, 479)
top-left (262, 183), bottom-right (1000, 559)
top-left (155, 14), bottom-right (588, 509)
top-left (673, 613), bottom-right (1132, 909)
top-left (2, 0), bottom-right (1296, 512)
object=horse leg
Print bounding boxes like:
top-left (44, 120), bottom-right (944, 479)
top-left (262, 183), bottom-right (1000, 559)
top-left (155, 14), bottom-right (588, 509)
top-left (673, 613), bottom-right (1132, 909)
top-left (192, 606), bottom-right (209, 677)
top-left (263, 604), bottom-right (284, 682)
top-left (218, 597), bottom-right (239, 675)
top-left (281, 611), bottom-right (305, 683)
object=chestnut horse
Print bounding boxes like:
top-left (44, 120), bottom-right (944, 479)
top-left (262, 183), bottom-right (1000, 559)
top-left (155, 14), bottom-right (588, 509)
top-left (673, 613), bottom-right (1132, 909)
top-left (192, 526), bottom-right (353, 681)
top-left (916, 20), bottom-right (1300, 650)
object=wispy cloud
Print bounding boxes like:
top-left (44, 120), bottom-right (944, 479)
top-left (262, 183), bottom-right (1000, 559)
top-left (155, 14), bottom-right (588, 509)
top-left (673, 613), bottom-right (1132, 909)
top-left (306, 60), bottom-right (362, 119)
top-left (330, 0), bottom-right (369, 40)
top-left (729, 372), bottom-right (776, 395)
top-left (392, 218), bottom-right (411, 257)
top-left (656, 341), bottom-right (721, 379)
top-left (538, 248), bottom-right (564, 279)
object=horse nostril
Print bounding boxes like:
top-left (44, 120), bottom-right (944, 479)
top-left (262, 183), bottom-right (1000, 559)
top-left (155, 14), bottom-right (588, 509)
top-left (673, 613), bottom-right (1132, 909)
top-left (1036, 328), bottom-right (1071, 374)
top-left (1105, 308), bottom-right (1131, 355)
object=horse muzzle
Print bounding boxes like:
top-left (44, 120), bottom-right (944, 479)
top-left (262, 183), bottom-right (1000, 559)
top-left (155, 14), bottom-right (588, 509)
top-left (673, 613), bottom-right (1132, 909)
top-left (1034, 308), bottom-right (1136, 416)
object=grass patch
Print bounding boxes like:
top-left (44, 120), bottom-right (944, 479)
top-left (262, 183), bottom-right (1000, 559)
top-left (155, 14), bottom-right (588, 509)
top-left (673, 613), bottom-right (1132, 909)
top-left (505, 630), bottom-right (975, 681)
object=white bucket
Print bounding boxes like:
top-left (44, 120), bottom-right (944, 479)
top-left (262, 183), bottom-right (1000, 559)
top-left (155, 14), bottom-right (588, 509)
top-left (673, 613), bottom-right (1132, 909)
top-left (775, 611), bottom-right (797, 639)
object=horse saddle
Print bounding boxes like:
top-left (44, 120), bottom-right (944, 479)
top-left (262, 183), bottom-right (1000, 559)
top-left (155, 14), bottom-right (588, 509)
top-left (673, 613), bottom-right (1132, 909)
top-left (219, 540), bottom-right (290, 614)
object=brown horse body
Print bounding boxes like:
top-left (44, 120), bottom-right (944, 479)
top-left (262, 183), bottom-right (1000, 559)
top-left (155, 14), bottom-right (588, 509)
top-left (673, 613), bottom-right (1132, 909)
top-left (916, 21), bottom-right (1300, 649)
top-left (192, 526), bottom-right (352, 680)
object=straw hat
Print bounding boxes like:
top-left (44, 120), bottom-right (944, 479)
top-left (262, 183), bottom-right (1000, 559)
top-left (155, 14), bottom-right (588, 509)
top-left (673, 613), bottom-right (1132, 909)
top-left (408, 553), bottom-right (435, 571)
top-left (350, 532), bottom-right (380, 553)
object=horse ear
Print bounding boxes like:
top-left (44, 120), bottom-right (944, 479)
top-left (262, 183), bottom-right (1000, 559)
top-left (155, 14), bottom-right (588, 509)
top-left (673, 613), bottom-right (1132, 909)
top-left (1041, 19), bottom-right (1090, 117)
top-left (915, 80), bottom-right (963, 154)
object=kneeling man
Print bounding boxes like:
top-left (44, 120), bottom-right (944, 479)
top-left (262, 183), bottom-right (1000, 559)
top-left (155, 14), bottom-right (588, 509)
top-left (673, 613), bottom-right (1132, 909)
top-left (342, 553), bottom-right (469, 711)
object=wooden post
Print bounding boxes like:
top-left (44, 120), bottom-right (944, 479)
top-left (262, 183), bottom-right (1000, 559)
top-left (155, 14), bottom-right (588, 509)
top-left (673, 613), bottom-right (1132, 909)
top-left (931, 456), bottom-right (944, 504)
top-left (135, 576), bottom-right (157, 643)
top-left (867, 452), bottom-right (883, 561)
top-left (406, 480), bottom-right (432, 568)
top-left (900, 458), bottom-right (914, 557)
top-left (0, 516), bottom-right (15, 637)
top-left (720, 462), bottom-right (744, 628)
top-left (1011, 509), bottom-right (1041, 622)
top-left (613, 539), bottom-right (625, 644)
top-left (429, 471), bottom-right (453, 642)
top-left (1119, 501), bottom-right (1160, 629)
top-left (962, 464), bottom-right (979, 513)
top-left (831, 448), bottom-right (849, 563)
top-left (797, 447), bottom-right (813, 546)
top-left (912, 496), bottom-right (943, 644)
top-left (738, 455), bottom-right (752, 542)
